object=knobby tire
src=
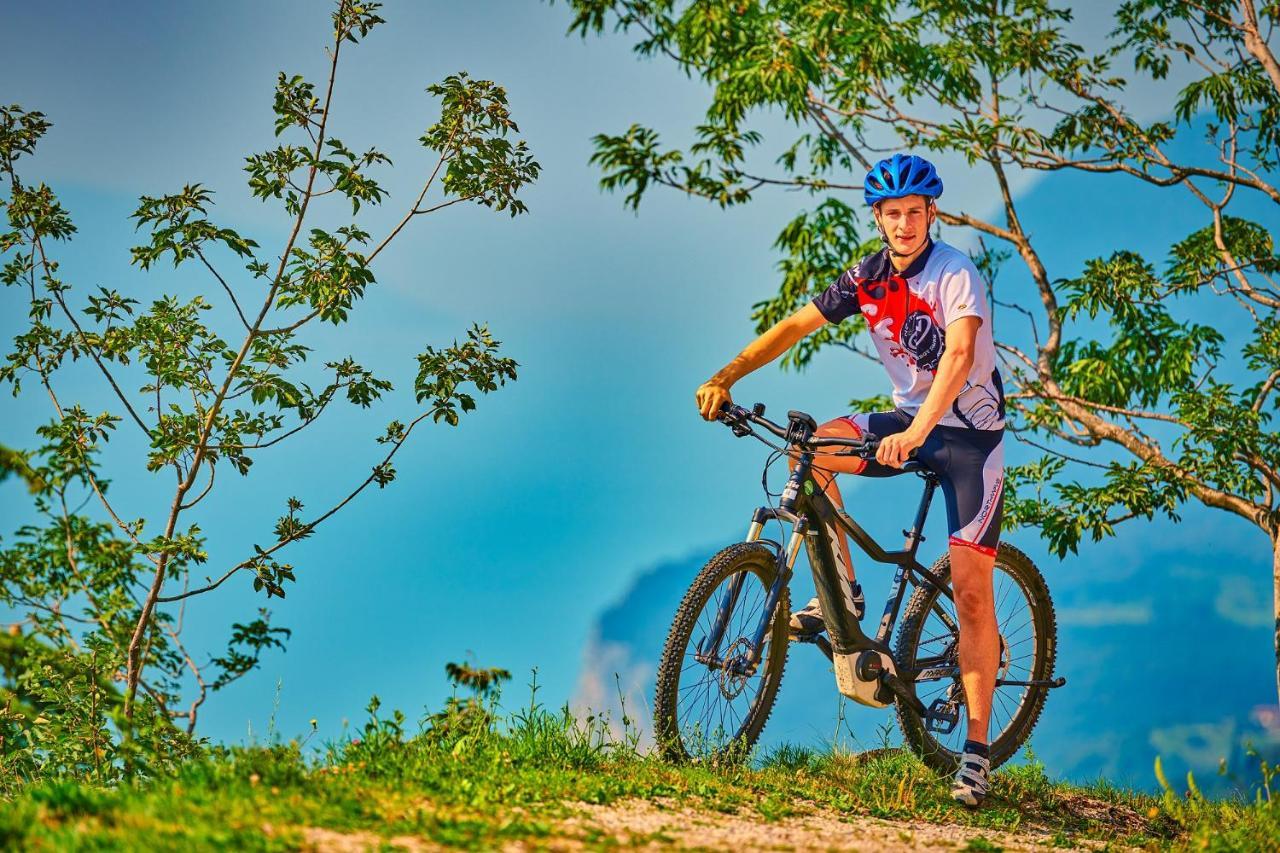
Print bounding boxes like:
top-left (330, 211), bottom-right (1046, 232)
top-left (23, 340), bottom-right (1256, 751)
top-left (653, 542), bottom-right (789, 763)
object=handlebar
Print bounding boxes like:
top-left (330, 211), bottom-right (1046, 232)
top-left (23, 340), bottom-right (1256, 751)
top-left (717, 402), bottom-right (919, 463)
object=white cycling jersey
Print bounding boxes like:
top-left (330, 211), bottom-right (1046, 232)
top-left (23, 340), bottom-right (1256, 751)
top-left (813, 239), bottom-right (1005, 430)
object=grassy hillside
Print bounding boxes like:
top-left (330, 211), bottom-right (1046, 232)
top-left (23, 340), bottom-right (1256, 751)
top-left (3, 677), bottom-right (1278, 851)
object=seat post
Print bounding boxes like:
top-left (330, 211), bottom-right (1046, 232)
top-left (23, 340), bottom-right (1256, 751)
top-left (904, 473), bottom-right (938, 554)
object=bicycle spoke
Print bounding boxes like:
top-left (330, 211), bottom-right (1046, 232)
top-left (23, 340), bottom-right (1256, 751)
top-left (917, 629), bottom-right (957, 647)
top-left (1001, 615), bottom-right (1034, 643)
top-left (678, 670), bottom-right (716, 693)
top-left (680, 659), bottom-right (711, 676)
top-left (892, 552), bottom-right (1054, 772)
top-left (678, 675), bottom-right (715, 698)
top-left (992, 688), bottom-right (1023, 739)
top-left (989, 694), bottom-right (1008, 737)
top-left (930, 600), bottom-right (959, 632)
top-left (994, 576), bottom-right (1013, 616)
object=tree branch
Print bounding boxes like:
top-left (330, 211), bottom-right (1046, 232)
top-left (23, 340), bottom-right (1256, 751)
top-left (126, 11), bottom-right (350, 719)
top-left (156, 409), bottom-right (432, 604)
top-left (28, 232), bottom-right (152, 437)
top-left (193, 246), bottom-right (251, 333)
top-left (1255, 368), bottom-right (1280, 413)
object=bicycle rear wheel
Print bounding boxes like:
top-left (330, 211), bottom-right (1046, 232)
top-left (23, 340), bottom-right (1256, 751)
top-left (653, 542), bottom-right (789, 763)
top-left (894, 542), bottom-right (1056, 773)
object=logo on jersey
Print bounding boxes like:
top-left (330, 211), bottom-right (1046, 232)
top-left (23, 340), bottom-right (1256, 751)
top-left (951, 370), bottom-right (1007, 430)
top-left (856, 270), bottom-right (945, 374)
top-left (901, 310), bottom-right (944, 372)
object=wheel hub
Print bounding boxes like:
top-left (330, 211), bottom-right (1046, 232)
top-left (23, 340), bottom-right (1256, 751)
top-left (939, 632), bottom-right (1010, 679)
top-left (718, 638), bottom-right (755, 699)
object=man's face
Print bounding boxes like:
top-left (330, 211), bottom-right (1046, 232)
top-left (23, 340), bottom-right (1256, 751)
top-left (873, 195), bottom-right (934, 256)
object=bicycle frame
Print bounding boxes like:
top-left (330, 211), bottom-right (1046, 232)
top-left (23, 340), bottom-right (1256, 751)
top-left (699, 449), bottom-right (953, 695)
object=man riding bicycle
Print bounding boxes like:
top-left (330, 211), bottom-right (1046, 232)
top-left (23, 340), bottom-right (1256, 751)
top-left (695, 153), bottom-right (1004, 808)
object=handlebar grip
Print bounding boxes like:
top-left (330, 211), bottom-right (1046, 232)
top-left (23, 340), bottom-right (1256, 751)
top-left (842, 437), bottom-right (918, 462)
top-left (869, 443), bottom-right (919, 460)
top-left (717, 401), bottom-right (744, 421)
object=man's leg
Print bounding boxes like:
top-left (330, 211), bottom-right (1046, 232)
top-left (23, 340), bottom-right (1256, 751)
top-left (935, 426), bottom-right (1004, 808)
top-left (948, 542), bottom-right (999, 744)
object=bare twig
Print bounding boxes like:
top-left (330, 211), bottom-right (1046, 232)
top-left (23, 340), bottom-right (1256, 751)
top-left (194, 246), bottom-right (252, 332)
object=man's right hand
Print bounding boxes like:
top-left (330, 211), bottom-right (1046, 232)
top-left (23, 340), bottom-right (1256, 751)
top-left (696, 380), bottom-right (733, 421)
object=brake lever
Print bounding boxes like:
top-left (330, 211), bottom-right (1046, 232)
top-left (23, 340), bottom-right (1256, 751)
top-left (716, 404), bottom-right (753, 438)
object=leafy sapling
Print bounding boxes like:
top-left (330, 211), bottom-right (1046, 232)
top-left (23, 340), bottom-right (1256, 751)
top-left (0, 0), bottom-right (540, 778)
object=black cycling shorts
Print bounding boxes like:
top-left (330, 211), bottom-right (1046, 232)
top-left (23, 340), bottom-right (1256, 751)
top-left (836, 409), bottom-right (1004, 556)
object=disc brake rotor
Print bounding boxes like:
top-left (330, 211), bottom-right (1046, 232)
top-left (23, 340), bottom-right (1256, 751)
top-left (718, 638), bottom-right (755, 699)
top-left (939, 632), bottom-right (1011, 680)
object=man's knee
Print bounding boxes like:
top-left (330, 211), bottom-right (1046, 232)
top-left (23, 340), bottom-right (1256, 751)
top-left (949, 544), bottom-right (995, 616)
top-left (953, 584), bottom-right (989, 618)
top-left (818, 416), bottom-right (863, 439)
top-left (811, 418), bottom-right (868, 476)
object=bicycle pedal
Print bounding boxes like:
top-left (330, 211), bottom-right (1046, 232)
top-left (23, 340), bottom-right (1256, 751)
top-left (926, 698), bottom-right (959, 735)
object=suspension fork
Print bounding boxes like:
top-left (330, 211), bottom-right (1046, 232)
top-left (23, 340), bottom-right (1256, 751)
top-left (745, 515), bottom-right (806, 665)
top-left (697, 570), bottom-right (747, 663)
top-left (697, 508), bottom-right (807, 668)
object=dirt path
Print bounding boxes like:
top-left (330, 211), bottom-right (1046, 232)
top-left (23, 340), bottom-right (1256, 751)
top-left (294, 793), bottom-right (1149, 851)
top-left (548, 797), bottom-right (1135, 851)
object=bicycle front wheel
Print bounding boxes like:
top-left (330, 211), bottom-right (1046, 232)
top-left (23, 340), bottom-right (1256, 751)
top-left (894, 542), bottom-right (1057, 773)
top-left (653, 542), bottom-right (789, 763)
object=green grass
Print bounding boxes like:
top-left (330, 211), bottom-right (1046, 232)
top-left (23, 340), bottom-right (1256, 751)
top-left (1, 685), bottom-right (1276, 850)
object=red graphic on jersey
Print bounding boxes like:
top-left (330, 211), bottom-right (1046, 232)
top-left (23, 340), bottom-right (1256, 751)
top-left (856, 274), bottom-right (945, 372)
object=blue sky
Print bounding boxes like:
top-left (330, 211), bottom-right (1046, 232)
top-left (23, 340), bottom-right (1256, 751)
top-left (2, 0), bottom-right (1276, 763)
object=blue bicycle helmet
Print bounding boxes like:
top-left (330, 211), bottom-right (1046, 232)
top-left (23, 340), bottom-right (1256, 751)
top-left (863, 154), bottom-right (943, 207)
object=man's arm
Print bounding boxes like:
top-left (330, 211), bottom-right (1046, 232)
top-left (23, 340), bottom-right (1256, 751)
top-left (877, 316), bottom-right (981, 466)
top-left (696, 303), bottom-right (828, 420)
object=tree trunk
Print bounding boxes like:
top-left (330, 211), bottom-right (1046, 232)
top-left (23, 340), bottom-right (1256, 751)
top-left (1274, 536), bottom-right (1280, 706)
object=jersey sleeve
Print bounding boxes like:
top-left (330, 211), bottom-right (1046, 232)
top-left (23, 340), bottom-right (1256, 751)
top-left (811, 269), bottom-right (861, 323)
top-left (937, 259), bottom-right (988, 328)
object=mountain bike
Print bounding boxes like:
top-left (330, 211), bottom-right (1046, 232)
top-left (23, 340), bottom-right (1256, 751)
top-left (652, 403), bottom-right (1064, 773)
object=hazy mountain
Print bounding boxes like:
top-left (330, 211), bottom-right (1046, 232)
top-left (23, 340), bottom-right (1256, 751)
top-left (574, 511), bottom-right (1280, 795)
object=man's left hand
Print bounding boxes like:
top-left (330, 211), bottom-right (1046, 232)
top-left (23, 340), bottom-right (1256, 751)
top-left (877, 429), bottom-right (925, 468)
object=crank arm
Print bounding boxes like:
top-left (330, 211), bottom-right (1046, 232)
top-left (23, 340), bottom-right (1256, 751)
top-left (878, 671), bottom-right (926, 717)
top-left (792, 633), bottom-right (835, 661)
